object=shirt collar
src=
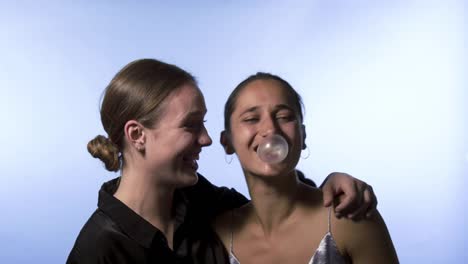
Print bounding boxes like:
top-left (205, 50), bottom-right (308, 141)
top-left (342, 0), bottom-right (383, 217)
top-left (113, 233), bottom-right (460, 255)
top-left (97, 177), bottom-right (190, 249)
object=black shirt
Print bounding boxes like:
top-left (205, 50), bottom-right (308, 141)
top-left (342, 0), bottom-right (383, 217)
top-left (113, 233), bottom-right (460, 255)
top-left (66, 174), bottom-right (248, 264)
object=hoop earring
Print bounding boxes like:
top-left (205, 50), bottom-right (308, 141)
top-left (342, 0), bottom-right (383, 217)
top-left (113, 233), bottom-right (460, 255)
top-left (301, 146), bottom-right (310, 159)
top-left (224, 154), bottom-right (233, 164)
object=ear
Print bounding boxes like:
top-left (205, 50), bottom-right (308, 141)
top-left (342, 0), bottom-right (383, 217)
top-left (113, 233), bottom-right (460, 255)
top-left (301, 124), bottom-right (307, 150)
top-left (124, 120), bottom-right (146, 151)
top-left (220, 130), bottom-right (235, 154)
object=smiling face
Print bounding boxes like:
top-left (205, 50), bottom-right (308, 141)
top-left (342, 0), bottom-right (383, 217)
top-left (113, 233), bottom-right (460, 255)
top-left (143, 83), bottom-right (212, 187)
top-left (225, 79), bottom-right (305, 177)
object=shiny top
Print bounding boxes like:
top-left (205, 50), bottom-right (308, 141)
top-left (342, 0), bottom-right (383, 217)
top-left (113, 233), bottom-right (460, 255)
top-left (229, 208), bottom-right (348, 264)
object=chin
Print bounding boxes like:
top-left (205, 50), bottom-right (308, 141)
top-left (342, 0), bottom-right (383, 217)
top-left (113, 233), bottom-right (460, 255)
top-left (250, 163), bottom-right (295, 177)
top-left (179, 171), bottom-right (199, 187)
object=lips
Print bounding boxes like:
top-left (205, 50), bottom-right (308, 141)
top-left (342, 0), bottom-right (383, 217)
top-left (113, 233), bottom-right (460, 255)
top-left (182, 153), bottom-right (200, 170)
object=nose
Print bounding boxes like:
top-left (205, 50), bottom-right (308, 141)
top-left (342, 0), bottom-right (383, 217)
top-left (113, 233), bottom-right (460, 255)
top-left (198, 126), bottom-right (213, 147)
top-left (259, 116), bottom-right (278, 137)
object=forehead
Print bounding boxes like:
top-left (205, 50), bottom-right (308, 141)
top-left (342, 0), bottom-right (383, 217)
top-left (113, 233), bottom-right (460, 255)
top-left (234, 79), bottom-right (296, 111)
top-left (161, 84), bottom-right (207, 119)
top-left (171, 83), bottom-right (204, 102)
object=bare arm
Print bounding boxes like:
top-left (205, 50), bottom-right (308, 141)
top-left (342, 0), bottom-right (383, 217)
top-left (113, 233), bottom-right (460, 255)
top-left (335, 210), bottom-right (399, 264)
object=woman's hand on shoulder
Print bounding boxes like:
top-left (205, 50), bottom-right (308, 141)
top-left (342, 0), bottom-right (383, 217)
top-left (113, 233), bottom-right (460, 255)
top-left (321, 172), bottom-right (377, 220)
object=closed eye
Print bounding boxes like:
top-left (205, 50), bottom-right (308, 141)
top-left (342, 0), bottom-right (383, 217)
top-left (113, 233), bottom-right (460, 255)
top-left (243, 117), bottom-right (259, 123)
top-left (276, 115), bottom-right (295, 122)
top-left (184, 120), bottom-right (207, 131)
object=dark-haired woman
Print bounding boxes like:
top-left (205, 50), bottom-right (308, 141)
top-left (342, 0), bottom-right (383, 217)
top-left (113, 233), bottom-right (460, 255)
top-left (214, 73), bottom-right (398, 264)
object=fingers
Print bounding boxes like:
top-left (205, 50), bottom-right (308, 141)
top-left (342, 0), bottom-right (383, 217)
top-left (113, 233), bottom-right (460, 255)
top-left (365, 185), bottom-right (378, 218)
top-left (321, 172), bottom-right (377, 220)
top-left (334, 187), bottom-right (359, 217)
top-left (334, 180), bottom-right (362, 216)
top-left (322, 182), bottom-right (334, 207)
top-left (347, 188), bottom-right (371, 220)
top-left (347, 180), bottom-right (368, 219)
top-left (346, 184), bottom-right (378, 220)
top-left (332, 194), bottom-right (345, 218)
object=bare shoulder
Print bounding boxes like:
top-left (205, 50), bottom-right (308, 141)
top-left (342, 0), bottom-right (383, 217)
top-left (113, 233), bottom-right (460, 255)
top-left (293, 184), bottom-right (332, 231)
top-left (332, 210), bottom-right (399, 264)
top-left (297, 183), bottom-right (326, 210)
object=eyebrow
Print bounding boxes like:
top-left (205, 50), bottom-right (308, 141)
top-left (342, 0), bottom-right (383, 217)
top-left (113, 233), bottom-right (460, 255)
top-left (238, 104), bottom-right (295, 116)
top-left (273, 104), bottom-right (295, 112)
top-left (239, 106), bottom-right (259, 116)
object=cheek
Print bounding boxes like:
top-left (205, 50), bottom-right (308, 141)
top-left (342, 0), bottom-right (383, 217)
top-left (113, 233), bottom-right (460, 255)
top-left (231, 126), bottom-right (256, 149)
top-left (174, 133), bottom-right (197, 149)
top-left (154, 133), bottom-right (195, 158)
top-left (283, 125), bottom-right (303, 148)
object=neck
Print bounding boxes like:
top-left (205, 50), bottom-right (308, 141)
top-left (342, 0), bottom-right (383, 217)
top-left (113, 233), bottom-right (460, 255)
top-left (245, 170), bottom-right (301, 236)
top-left (114, 166), bottom-right (176, 247)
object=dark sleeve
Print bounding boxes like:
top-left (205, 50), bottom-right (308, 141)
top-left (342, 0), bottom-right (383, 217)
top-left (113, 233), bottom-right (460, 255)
top-left (66, 213), bottom-right (151, 264)
top-left (67, 231), bottom-right (153, 264)
top-left (185, 173), bottom-right (249, 218)
top-left (296, 169), bottom-right (317, 188)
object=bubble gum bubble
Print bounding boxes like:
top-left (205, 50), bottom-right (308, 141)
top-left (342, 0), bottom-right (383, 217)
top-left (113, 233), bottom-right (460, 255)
top-left (257, 134), bottom-right (289, 164)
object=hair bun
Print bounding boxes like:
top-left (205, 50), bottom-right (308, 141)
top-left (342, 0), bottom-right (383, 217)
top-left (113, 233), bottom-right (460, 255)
top-left (87, 135), bottom-right (120, 172)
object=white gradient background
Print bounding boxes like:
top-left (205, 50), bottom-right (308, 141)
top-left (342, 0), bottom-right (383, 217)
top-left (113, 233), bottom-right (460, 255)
top-left (0, 0), bottom-right (466, 263)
